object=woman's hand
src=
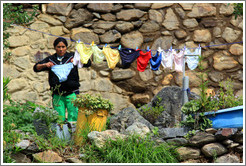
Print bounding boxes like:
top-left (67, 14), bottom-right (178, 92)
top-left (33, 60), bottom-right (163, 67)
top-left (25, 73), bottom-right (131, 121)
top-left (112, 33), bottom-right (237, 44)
top-left (45, 62), bottom-right (54, 68)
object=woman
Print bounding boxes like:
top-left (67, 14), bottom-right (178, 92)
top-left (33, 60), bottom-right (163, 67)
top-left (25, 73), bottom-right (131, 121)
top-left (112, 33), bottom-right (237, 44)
top-left (33, 37), bottom-right (91, 122)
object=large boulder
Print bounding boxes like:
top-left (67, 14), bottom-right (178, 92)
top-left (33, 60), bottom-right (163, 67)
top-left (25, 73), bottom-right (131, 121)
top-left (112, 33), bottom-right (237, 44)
top-left (109, 107), bottom-right (154, 133)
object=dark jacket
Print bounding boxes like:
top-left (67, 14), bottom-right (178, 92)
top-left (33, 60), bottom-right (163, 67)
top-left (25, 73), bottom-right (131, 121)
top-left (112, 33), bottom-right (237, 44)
top-left (33, 52), bottom-right (91, 96)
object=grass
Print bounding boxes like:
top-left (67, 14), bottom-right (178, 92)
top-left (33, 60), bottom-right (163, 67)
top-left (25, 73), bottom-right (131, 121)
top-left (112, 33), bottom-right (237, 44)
top-left (81, 134), bottom-right (179, 163)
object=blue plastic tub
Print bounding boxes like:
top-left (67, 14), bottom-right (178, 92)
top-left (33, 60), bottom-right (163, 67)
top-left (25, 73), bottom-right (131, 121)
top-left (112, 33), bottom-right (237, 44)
top-left (204, 105), bottom-right (243, 129)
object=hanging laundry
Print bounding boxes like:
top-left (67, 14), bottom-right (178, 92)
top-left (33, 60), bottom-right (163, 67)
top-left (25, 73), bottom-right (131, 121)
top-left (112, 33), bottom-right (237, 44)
top-left (137, 49), bottom-right (152, 72)
top-left (161, 49), bottom-right (174, 69)
top-left (75, 42), bottom-right (93, 64)
top-left (102, 46), bottom-right (120, 69)
top-left (73, 50), bottom-right (83, 68)
top-left (173, 50), bottom-right (185, 72)
top-left (51, 62), bottom-right (74, 82)
top-left (150, 51), bottom-right (162, 71)
top-left (185, 47), bottom-right (201, 70)
top-left (91, 44), bottom-right (105, 63)
top-left (119, 48), bottom-right (140, 68)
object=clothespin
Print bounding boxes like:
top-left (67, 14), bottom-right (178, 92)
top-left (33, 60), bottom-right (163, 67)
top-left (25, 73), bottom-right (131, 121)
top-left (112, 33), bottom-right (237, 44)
top-left (136, 46), bottom-right (138, 50)
top-left (198, 44), bottom-right (201, 49)
top-left (118, 45), bottom-right (121, 50)
top-left (104, 44), bottom-right (107, 47)
top-left (170, 46), bottom-right (172, 52)
top-left (91, 41), bottom-right (94, 46)
top-left (78, 39), bottom-right (80, 43)
top-left (147, 46), bottom-right (149, 52)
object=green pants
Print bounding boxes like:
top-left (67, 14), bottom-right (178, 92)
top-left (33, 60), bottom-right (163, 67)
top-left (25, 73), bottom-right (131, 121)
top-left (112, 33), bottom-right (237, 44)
top-left (52, 93), bottom-right (78, 122)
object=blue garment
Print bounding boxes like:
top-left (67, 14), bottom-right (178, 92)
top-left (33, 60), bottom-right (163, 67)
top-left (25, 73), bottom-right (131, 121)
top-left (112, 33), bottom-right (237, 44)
top-left (185, 48), bottom-right (201, 70)
top-left (150, 51), bottom-right (162, 71)
top-left (119, 48), bottom-right (140, 68)
top-left (51, 62), bottom-right (74, 82)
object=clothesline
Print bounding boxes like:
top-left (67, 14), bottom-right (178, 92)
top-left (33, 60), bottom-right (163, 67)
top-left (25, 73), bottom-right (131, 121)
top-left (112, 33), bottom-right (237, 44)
top-left (11, 23), bottom-right (243, 52)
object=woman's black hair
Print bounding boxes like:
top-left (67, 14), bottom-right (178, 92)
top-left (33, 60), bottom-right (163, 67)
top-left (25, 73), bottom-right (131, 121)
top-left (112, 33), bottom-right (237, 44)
top-left (53, 37), bottom-right (68, 48)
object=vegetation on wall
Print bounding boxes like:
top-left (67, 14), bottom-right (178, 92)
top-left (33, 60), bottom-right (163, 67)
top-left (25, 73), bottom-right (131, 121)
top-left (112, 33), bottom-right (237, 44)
top-left (3, 3), bottom-right (38, 62)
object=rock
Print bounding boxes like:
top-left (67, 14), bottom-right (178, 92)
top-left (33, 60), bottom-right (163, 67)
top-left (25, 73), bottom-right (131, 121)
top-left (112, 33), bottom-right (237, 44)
top-left (11, 152), bottom-right (31, 163)
top-left (87, 3), bottom-right (114, 13)
top-left (151, 36), bottom-right (173, 51)
top-left (120, 31), bottom-right (143, 49)
top-left (33, 150), bottom-right (63, 163)
top-left (159, 128), bottom-right (189, 139)
top-left (149, 10), bottom-right (163, 23)
top-left (153, 110), bottom-right (172, 128)
top-left (7, 78), bottom-right (28, 93)
top-left (208, 71), bottom-right (225, 83)
top-left (232, 130), bottom-right (243, 144)
top-left (116, 9), bottom-right (146, 21)
top-left (37, 14), bottom-right (62, 26)
top-left (193, 29), bottom-right (212, 43)
top-left (65, 9), bottom-right (93, 29)
top-left (71, 27), bottom-right (100, 44)
top-left (201, 18), bottom-right (218, 27)
top-left (49, 26), bottom-right (65, 36)
top-left (88, 130), bottom-right (126, 148)
top-left (139, 69), bottom-right (153, 82)
top-left (213, 27), bottom-right (222, 37)
top-left (174, 29), bottom-right (187, 39)
top-left (99, 30), bottom-right (121, 43)
top-left (205, 128), bottom-right (218, 134)
top-left (101, 13), bottom-right (116, 21)
top-left (209, 39), bottom-right (227, 49)
top-left (201, 143), bottom-right (228, 158)
top-left (92, 20), bottom-right (116, 30)
top-left (111, 69), bottom-right (136, 81)
top-left (11, 46), bottom-right (31, 57)
top-left (15, 140), bottom-right (30, 149)
top-left (213, 51), bottom-right (239, 71)
top-left (139, 20), bottom-right (160, 33)
top-left (215, 154), bottom-right (240, 163)
top-left (125, 122), bottom-right (151, 137)
top-left (13, 56), bottom-right (32, 70)
top-left (222, 27), bottom-right (241, 43)
top-left (177, 147), bottom-right (201, 161)
top-left (8, 35), bottom-right (29, 48)
top-left (238, 55), bottom-right (243, 65)
top-left (131, 94), bottom-right (150, 106)
top-left (230, 70), bottom-right (243, 82)
top-left (46, 3), bottom-right (73, 16)
top-left (115, 22), bottom-right (134, 34)
top-left (165, 137), bottom-right (188, 146)
top-left (179, 3), bottom-right (194, 10)
top-left (187, 3), bottom-right (216, 18)
top-left (134, 3), bottom-right (152, 10)
top-left (93, 28), bottom-right (105, 34)
top-left (162, 8), bottom-right (179, 30)
top-left (151, 3), bottom-right (173, 9)
top-left (219, 3), bottom-right (234, 16)
top-left (235, 145), bottom-right (243, 153)
top-left (111, 4), bottom-right (123, 12)
top-left (229, 44), bottom-right (243, 56)
top-left (66, 158), bottom-right (84, 163)
top-left (109, 107), bottom-right (154, 132)
top-left (175, 7), bottom-right (186, 19)
top-left (189, 132), bottom-right (216, 147)
top-left (3, 64), bottom-right (20, 79)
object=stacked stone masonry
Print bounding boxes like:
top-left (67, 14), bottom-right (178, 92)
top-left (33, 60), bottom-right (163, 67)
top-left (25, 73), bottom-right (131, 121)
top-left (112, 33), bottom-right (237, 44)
top-left (3, 3), bottom-right (243, 115)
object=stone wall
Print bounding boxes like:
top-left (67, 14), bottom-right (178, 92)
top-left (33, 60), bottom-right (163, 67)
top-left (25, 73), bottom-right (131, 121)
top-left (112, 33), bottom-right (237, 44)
top-left (3, 3), bottom-right (243, 114)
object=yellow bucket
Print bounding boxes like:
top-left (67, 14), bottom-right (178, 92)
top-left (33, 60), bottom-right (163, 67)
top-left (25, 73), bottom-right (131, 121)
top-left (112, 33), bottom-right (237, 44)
top-left (74, 107), bottom-right (108, 146)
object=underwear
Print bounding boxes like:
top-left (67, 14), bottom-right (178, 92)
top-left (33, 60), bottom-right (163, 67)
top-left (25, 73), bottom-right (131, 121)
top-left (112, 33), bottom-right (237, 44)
top-left (137, 49), bottom-right (152, 72)
top-left (91, 45), bottom-right (105, 63)
top-left (161, 50), bottom-right (174, 69)
top-left (173, 50), bottom-right (184, 72)
top-left (185, 47), bottom-right (201, 70)
top-left (150, 51), bottom-right (162, 71)
top-left (102, 46), bottom-right (120, 69)
top-left (119, 48), bottom-right (140, 68)
top-left (51, 62), bottom-right (74, 83)
top-left (73, 50), bottom-right (83, 68)
top-left (76, 42), bottom-right (93, 64)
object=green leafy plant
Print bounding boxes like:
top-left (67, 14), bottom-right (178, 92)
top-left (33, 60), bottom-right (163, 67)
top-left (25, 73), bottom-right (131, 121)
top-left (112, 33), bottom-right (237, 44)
top-left (72, 94), bottom-right (114, 116)
top-left (3, 3), bottom-right (38, 62)
top-left (3, 77), bottom-right (12, 102)
top-left (138, 96), bottom-right (164, 124)
top-left (81, 134), bottom-right (179, 163)
top-left (232, 3), bottom-right (243, 19)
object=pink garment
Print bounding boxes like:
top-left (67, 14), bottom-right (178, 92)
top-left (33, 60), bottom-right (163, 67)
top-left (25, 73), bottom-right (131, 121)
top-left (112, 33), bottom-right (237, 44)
top-left (73, 50), bottom-right (83, 68)
top-left (173, 50), bottom-right (184, 72)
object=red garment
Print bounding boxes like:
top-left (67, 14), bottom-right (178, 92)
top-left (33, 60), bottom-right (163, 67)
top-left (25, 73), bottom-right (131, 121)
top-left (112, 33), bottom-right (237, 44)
top-left (137, 49), bottom-right (152, 72)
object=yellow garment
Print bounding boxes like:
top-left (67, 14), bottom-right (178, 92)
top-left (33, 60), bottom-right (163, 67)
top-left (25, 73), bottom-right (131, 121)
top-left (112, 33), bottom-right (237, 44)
top-left (76, 42), bottom-right (93, 64)
top-left (91, 45), bottom-right (105, 63)
top-left (102, 46), bottom-right (120, 69)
